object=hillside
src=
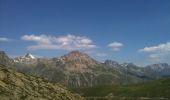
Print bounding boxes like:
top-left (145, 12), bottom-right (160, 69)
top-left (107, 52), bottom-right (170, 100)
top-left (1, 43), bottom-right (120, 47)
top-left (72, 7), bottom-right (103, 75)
top-left (0, 64), bottom-right (85, 100)
top-left (72, 78), bottom-right (170, 100)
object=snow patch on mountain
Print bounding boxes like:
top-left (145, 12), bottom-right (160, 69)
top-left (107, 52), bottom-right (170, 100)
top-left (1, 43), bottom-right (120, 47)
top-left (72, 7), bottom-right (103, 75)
top-left (14, 53), bottom-right (36, 63)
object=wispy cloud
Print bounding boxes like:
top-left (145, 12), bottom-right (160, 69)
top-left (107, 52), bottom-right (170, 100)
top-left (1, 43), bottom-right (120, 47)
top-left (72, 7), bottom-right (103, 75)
top-left (108, 42), bottom-right (123, 51)
top-left (21, 34), bottom-right (97, 51)
top-left (138, 42), bottom-right (170, 53)
top-left (21, 34), bottom-right (50, 44)
top-left (139, 42), bottom-right (170, 62)
top-left (0, 37), bottom-right (11, 42)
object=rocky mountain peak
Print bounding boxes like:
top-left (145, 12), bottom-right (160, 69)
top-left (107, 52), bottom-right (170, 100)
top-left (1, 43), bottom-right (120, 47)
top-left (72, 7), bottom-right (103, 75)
top-left (104, 60), bottom-right (119, 66)
top-left (65, 50), bottom-right (87, 56)
top-left (61, 51), bottom-right (97, 63)
top-left (146, 63), bottom-right (170, 71)
top-left (121, 63), bottom-right (135, 67)
top-left (153, 63), bottom-right (169, 67)
top-left (59, 51), bottom-right (99, 71)
top-left (14, 53), bottom-right (37, 63)
top-left (0, 51), bottom-right (5, 55)
top-left (0, 51), bottom-right (13, 65)
top-left (25, 53), bottom-right (36, 59)
top-left (0, 51), bottom-right (8, 59)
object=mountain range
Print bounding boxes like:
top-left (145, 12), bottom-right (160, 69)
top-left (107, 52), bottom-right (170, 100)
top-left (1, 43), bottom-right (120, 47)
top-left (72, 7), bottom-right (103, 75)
top-left (0, 50), bottom-right (170, 87)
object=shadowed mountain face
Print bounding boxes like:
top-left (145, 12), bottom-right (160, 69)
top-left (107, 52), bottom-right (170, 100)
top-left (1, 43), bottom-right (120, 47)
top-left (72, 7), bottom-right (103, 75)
top-left (144, 63), bottom-right (170, 78)
top-left (0, 51), bottom-right (13, 66)
top-left (0, 50), bottom-right (170, 87)
top-left (0, 64), bottom-right (84, 100)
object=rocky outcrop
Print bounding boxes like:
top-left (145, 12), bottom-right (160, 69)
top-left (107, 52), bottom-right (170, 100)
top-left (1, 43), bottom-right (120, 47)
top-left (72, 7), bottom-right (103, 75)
top-left (0, 51), bottom-right (13, 66)
top-left (0, 64), bottom-right (85, 100)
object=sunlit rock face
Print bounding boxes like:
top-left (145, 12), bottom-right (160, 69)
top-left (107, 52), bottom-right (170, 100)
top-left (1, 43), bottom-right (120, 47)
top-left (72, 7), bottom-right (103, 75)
top-left (59, 50), bottom-right (99, 72)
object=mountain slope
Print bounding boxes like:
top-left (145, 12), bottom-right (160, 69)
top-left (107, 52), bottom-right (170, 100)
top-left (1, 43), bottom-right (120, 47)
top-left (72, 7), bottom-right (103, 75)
top-left (0, 64), bottom-right (85, 100)
top-left (72, 78), bottom-right (170, 99)
top-left (0, 51), bottom-right (13, 66)
top-left (144, 63), bottom-right (170, 78)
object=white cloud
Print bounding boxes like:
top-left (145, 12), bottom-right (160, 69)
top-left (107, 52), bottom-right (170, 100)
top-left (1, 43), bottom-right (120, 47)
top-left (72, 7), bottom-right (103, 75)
top-left (21, 35), bottom-right (51, 44)
top-left (21, 34), bottom-right (97, 51)
top-left (108, 42), bottom-right (123, 51)
top-left (138, 42), bottom-right (170, 53)
top-left (139, 42), bottom-right (170, 62)
top-left (0, 37), bottom-right (11, 42)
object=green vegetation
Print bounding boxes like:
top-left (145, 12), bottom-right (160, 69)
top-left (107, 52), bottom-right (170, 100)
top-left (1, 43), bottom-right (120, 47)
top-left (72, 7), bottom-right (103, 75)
top-left (72, 78), bottom-right (170, 100)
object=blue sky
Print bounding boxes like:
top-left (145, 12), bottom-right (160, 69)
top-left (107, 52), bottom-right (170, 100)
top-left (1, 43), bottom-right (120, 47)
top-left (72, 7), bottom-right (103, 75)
top-left (0, 0), bottom-right (170, 66)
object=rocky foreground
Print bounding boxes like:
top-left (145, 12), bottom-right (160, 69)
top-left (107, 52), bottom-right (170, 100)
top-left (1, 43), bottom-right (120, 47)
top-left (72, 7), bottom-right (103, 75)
top-left (0, 64), bottom-right (85, 100)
